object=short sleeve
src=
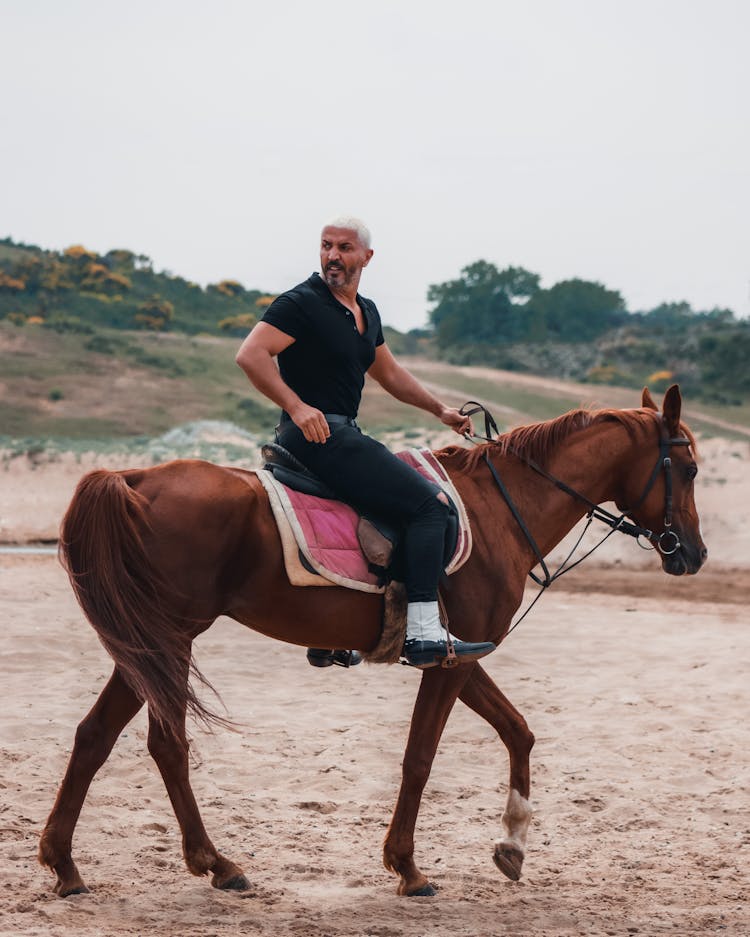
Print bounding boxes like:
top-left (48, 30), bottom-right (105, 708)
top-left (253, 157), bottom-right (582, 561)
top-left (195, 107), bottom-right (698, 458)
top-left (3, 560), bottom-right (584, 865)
top-left (260, 293), bottom-right (310, 341)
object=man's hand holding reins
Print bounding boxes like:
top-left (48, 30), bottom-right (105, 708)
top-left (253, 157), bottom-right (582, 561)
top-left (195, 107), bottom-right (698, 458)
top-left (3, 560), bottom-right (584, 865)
top-left (440, 407), bottom-right (474, 436)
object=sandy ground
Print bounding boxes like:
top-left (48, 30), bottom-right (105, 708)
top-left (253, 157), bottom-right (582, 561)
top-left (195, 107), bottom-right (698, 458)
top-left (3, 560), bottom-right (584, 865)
top-left (0, 557), bottom-right (748, 936)
top-left (0, 439), bottom-right (748, 936)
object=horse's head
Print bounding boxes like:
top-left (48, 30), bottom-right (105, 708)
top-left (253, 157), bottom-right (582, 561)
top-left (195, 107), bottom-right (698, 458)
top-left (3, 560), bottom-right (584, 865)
top-left (616, 385), bottom-right (707, 576)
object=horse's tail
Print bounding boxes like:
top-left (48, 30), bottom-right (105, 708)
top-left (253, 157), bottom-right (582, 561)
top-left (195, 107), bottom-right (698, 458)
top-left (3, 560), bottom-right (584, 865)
top-left (60, 469), bottom-right (222, 737)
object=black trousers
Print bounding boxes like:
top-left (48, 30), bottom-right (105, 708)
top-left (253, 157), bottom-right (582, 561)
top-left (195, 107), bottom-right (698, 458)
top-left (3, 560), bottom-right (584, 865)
top-left (276, 422), bottom-right (449, 602)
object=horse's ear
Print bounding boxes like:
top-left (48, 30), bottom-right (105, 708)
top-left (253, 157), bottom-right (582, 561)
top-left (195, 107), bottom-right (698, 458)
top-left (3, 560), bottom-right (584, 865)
top-left (641, 387), bottom-right (658, 410)
top-left (662, 384), bottom-right (682, 436)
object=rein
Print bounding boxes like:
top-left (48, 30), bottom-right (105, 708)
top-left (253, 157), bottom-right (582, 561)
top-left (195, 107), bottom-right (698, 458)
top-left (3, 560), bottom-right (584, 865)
top-left (459, 402), bottom-right (692, 637)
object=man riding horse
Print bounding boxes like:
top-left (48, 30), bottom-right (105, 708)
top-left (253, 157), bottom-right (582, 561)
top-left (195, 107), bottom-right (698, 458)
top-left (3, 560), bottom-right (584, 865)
top-left (235, 217), bottom-right (495, 669)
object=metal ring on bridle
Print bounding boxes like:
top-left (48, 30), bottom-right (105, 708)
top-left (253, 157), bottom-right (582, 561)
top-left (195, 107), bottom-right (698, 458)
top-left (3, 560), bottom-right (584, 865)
top-left (657, 529), bottom-right (681, 555)
top-left (636, 533), bottom-right (656, 551)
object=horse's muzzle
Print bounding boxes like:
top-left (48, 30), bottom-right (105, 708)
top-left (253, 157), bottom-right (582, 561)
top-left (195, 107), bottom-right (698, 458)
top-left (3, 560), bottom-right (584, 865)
top-left (660, 532), bottom-right (707, 576)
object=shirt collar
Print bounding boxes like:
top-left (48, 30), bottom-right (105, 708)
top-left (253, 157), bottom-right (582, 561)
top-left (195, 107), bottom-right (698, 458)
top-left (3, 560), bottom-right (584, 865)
top-left (309, 271), bottom-right (365, 310)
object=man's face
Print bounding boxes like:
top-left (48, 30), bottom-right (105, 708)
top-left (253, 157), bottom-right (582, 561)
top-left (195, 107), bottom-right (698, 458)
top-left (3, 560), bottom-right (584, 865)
top-left (320, 226), bottom-right (373, 291)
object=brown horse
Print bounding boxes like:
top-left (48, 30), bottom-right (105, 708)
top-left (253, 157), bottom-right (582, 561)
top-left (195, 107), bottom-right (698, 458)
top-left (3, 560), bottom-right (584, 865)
top-left (39, 385), bottom-right (705, 898)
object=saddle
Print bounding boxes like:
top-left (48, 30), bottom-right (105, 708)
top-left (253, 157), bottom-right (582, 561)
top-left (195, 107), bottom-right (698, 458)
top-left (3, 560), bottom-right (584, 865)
top-left (257, 443), bottom-right (471, 593)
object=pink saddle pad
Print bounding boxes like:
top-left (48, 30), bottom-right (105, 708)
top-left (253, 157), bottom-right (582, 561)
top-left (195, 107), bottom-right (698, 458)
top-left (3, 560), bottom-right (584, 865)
top-left (259, 448), bottom-right (472, 592)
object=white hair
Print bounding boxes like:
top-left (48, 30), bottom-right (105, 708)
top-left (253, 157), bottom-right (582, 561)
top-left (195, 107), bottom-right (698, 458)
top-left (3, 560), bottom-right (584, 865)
top-left (322, 216), bottom-right (372, 249)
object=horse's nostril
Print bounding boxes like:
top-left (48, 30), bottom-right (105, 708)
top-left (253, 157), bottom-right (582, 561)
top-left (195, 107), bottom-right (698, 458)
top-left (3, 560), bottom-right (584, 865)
top-left (701, 546), bottom-right (708, 562)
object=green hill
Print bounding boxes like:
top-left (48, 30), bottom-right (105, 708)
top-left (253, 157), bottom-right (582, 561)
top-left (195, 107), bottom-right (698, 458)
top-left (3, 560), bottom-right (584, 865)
top-left (1, 318), bottom-right (748, 451)
top-left (0, 237), bottom-right (268, 336)
top-left (2, 237), bottom-right (748, 447)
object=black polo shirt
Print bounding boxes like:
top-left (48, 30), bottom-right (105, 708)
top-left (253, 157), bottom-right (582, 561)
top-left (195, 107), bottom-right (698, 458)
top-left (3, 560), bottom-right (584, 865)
top-left (261, 272), bottom-right (385, 418)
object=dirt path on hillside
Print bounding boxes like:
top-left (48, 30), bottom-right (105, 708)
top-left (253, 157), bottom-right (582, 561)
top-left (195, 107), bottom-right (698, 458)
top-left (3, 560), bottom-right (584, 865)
top-left (404, 359), bottom-right (750, 440)
top-left (1, 556), bottom-right (748, 937)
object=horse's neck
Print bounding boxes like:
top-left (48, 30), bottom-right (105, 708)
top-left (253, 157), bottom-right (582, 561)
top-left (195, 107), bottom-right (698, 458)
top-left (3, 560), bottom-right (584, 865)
top-left (461, 422), bottom-right (634, 560)
top-left (541, 422), bottom-right (632, 510)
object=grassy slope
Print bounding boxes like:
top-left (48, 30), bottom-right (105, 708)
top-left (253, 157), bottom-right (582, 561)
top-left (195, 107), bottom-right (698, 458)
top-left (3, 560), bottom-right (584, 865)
top-left (0, 322), bottom-right (277, 440)
top-left (1, 321), bottom-right (748, 445)
top-left (401, 359), bottom-right (750, 440)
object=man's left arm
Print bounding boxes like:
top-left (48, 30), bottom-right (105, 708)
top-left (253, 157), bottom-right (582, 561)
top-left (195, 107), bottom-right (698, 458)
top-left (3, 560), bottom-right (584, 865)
top-left (368, 343), bottom-right (473, 436)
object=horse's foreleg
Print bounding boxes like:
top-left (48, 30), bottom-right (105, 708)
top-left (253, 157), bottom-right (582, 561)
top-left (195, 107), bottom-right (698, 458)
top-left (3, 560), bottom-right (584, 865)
top-left (383, 665), bottom-right (474, 896)
top-left (39, 668), bottom-right (143, 896)
top-left (146, 665), bottom-right (249, 891)
top-left (459, 663), bottom-right (535, 881)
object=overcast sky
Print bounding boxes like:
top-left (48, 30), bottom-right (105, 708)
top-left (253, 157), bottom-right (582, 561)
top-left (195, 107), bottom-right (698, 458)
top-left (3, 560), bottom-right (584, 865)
top-left (2, 0), bottom-right (748, 329)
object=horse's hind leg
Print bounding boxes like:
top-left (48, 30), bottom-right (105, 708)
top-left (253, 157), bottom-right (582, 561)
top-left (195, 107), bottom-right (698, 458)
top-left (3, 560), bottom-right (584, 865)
top-left (383, 665), bottom-right (473, 896)
top-left (39, 668), bottom-right (143, 896)
top-left (459, 663), bottom-right (535, 881)
top-left (146, 662), bottom-right (249, 891)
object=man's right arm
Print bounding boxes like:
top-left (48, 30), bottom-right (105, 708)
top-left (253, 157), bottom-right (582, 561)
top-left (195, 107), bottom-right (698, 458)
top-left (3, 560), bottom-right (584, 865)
top-left (235, 323), bottom-right (331, 443)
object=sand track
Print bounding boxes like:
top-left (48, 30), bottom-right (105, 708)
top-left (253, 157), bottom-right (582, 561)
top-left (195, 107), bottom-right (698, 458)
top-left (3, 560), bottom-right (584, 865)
top-left (1, 555), bottom-right (748, 937)
top-left (1, 416), bottom-right (748, 935)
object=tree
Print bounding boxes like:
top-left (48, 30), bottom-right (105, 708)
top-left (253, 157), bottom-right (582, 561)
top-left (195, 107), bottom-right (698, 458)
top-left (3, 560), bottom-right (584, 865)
top-left (698, 326), bottom-right (750, 396)
top-left (428, 261), bottom-right (541, 347)
top-left (526, 279), bottom-right (625, 341)
top-left (642, 301), bottom-right (694, 331)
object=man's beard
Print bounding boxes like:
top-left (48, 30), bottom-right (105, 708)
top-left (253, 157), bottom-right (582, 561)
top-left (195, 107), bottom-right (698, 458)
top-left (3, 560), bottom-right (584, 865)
top-left (323, 263), bottom-right (352, 289)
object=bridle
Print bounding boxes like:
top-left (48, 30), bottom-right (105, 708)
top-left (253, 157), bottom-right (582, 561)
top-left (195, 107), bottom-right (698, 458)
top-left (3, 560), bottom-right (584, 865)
top-left (622, 429), bottom-right (692, 556)
top-left (459, 402), bottom-right (692, 635)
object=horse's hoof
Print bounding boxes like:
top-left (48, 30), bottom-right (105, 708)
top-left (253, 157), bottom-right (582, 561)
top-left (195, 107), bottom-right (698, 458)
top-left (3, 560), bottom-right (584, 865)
top-left (214, 873), bottom-right (250, 891)
top-left (55, 881), bottom-right (90, 898)
top-left (493, 842), bottom-right (524, 881)
top-left (407, 883), bottom-right (437, 897)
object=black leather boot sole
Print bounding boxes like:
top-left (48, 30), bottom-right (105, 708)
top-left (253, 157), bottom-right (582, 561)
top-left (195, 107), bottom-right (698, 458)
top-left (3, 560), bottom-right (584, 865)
top-left (306, 648), bottom-right (363, 668)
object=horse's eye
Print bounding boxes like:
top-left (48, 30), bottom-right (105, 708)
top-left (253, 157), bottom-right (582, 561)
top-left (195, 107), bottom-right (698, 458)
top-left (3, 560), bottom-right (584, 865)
top-left (686, 464), bottom-right (698, 480)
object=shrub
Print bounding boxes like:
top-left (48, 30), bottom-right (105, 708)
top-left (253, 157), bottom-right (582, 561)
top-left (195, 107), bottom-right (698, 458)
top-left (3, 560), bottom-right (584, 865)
top-left (63, 245), bottom-right (97, 261)
top-left (135, 295), bottom-right (174, 331)
top-left (0, 272), bottom-right (26, 292)
top-left (646, 369), bottom-right (675, 393)
top-left (218, 312), bottom-right (256, 335)
top-left (85, 334), bottom-right (126, 355)
top-left (42, 316), bottom-right (94, 334)
top-left (237, 397), bottom-right (277, 429)
top-left (586, 364), bottom-right (629, 385)
top-left (213, 279), bottom-right (245, 297)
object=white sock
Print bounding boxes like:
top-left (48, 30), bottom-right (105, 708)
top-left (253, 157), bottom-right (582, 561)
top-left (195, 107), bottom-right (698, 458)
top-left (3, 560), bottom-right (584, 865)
top-left (406, 601), bottom-right (454, 643)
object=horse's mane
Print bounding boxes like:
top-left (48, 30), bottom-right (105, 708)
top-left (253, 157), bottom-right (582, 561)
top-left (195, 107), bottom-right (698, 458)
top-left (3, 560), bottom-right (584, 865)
top-left (438, 406), bottom-right (697, 472)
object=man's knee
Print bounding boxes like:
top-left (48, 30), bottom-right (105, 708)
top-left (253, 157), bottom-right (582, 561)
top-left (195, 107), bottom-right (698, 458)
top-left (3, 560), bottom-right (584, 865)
top-left (416, 490), bottom-right (450, 522)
